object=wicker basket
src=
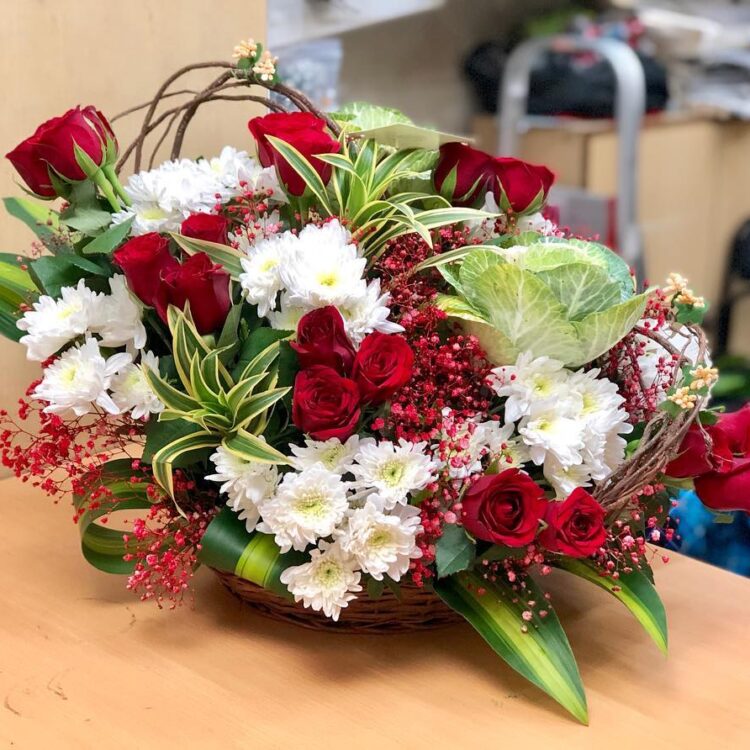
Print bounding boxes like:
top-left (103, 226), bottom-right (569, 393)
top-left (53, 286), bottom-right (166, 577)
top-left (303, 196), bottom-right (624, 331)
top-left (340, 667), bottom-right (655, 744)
top-left (213, 569), bottom-right (462, 633)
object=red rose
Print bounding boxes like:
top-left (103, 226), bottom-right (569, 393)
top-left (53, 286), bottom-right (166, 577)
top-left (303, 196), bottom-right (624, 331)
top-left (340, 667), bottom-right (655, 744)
top-left (539, 488), bottom-right (606, 558)
top-left (247, 112), bottom-right (340, 196)
top-left (664, 423), bottom-right (733, 478)
top-left (433, 143), bottom-right (555, 213)
top-left (461, 469), bottom-right (547, 546)
top-left (292, 365), bottom-right (361, 441)
top-left (157, 252), bottom-right (231, 334)
top-left (291, 306), bottom-right (356, 374)
top-left (433, 142), bottom-right (498, 206)
top-left (180, 213), bottom-right (229, 245)
top-left (352, 332), bottom-right (413, 404)
top-left (494, 157), bottom-right (554, 214)
top-left (716, 405), bottom-right (750, 455)
top-left (695, 457), bottom-right (750, 513)
top-left (113, 233), bottom-right (179, 308)
top-left (6, 106), bottom-right (116, 195)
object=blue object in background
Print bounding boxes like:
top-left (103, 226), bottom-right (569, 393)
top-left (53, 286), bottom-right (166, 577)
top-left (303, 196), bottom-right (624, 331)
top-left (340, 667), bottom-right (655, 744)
top-left (668, 491), bottom-right (750, 576)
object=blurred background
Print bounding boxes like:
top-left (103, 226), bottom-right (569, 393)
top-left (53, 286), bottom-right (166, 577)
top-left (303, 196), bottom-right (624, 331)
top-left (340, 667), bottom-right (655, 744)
top-left (4, 0), bottom-right (750, 570)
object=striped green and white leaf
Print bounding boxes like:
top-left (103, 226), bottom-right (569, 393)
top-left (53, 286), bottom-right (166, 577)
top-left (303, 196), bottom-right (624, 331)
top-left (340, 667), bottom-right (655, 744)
top-left (151, 429), bottom-right (219, 499)
top-left (553, 558), bottom-right (668, 655)
top-left (170, 233), bottom-right (243, 279)
top-left (222, 427), bottom-right (292, 466)
top-left (434, 570), bottom-right (588, 724)
top-left (0, 252), bottom-right (39, 342)
top-left (198, 507), bottom-right (305, 597)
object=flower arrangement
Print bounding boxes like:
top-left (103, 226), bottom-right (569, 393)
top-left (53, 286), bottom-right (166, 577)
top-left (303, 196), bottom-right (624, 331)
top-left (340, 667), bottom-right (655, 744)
top-left (0, 40), bottom-right (739, 724)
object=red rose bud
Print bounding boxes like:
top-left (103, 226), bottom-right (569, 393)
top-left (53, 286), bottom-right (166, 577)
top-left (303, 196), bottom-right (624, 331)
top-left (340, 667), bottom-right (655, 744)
top-left (433, 142), bottom-right (497, 207)
top-left (6, 106), bottom-right (117, 196)
top-left (352, 332), bottom-right (413, 405)
top-left (539, 488), bottom-right (606, 558)
top-left (292, 365), bottom-right (361, 441)
top-left (695, 456), bottom-right (750, 513)
top-left (494, 157), bottom-right (554, 214)
top-left (664, 423), bottom-right (734, 479)
top-left (291, 306), bottom-right (356, 374)
top-left (158, 252), bottom-right (231, 334)
top-left (716, 405), bottom-right (750, 456)
top-left (461, 469), bottom-right (547, 546)
top-left (181, 213), bottom-right (230, 245)
top-left (248, 112), bottom-right (340, 196)
top-left (113, 233), bottom-right (179, 309)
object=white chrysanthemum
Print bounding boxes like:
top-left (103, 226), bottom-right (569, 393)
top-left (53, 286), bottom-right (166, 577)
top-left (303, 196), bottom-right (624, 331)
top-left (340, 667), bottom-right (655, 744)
top-left (266, 293), bottom-right (306, 331)
top-left (109, 350), bottom-right (164, 420)
top-left (290, 435), bottom-right (371, 474)
top-left (238, 231), bottom-right (295, 316)
top-left (279, 220), bottom-right (367, 310)
top-left (197, 146), bottom-right (281, 200)
top-left (336, 500), bottom-right (422, 581)
top-left (257, 464), bottom-right (350, 552)
top-left (88, 274), bottom-right (147, 351)
top-left (491, 421), bottom-right (532, 470)
top-left (516, 210), bottom-right (557, 235)
top-left (490, 352), bottom-right (568, 422)
top-left (351, 439), bottom-right (437, 509)
top-left (17, 279), bottom-right (100, 361)
top-left (206, 445), bottom-right (279, 532)
top-left (337, 279), bottom-right (403, 345)
top-left (32, 339), bottom-right (131, 417)
top-left (543, 455), bottom-right (592, 498)
top-left (519, 400), bottom-right (585, 469)
top-left (280, 541), bottom-right (362, 621)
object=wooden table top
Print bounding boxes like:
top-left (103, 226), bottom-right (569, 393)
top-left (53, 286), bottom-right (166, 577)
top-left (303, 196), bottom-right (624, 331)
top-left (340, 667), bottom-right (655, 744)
top-left (2, 478), bottom-right (749, 749)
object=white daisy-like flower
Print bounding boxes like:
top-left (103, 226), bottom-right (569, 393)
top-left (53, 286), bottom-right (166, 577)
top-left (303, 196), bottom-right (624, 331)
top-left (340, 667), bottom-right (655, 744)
top-left (238, 231), bottom-right (294, 317)
top-left (88, 274), bottom-right (147, 351)
top-left (266, 293), bottom-right (306, 331)
top-left (197, 146), bottom-right (281, 200)
top-left (289, 435), bottom-right (371, 474)
top-left (336, 500), bottom-right (422, 581)
top-left (206, 444), bottom-right (279, 532)
top-left (490, 351), bottom-right (568, 422)
top-left (337, 279), bottom-right (403, 345)
top-left (109, 350), bottom-right (164, 420)
top-left (518, 400), bottom-right (585, 469)
top-left (257, 464), bottom-right (350, 552)
top-left (516, 210), bottom-right (557, 235)
top-left (491, 421), bottom-right (532, 470)
top-left (279, 220), bottom-right (367, 310)
top-left (17, 279), bottom-right (100, 361)
top-left (280, 540), bottom-right (362, 621)
top-left (32, 338), bottom-right (131, 417)
top-left (351, 439), bottom-right (437, 509)
top-left (543, 455), bottom-right (592, 499)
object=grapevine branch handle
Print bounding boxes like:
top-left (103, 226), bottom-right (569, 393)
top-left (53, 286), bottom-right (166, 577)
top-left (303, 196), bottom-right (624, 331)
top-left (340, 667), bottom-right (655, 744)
top-left (114, 61), bottom-right (341, 174)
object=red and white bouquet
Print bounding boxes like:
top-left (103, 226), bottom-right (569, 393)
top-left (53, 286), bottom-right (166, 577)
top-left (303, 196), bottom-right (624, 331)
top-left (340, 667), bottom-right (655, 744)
top-left (0, 40), bottom-right (738, 724)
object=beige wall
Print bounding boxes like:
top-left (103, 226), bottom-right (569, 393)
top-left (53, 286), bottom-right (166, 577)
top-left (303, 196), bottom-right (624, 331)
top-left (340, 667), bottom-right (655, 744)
top-left (0, 0), bottom-right (267, 468)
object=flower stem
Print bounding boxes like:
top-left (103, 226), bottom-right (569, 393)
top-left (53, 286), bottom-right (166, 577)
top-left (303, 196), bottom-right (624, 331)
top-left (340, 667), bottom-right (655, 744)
top-left (91, 169), bottom-right (122, 212)
top-left (102, 164), bottom-right (132, 206)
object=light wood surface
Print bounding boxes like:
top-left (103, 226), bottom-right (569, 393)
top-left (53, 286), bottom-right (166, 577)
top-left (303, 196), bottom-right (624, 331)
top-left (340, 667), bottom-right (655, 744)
top-left (1, 479), bottom-right (749, 748)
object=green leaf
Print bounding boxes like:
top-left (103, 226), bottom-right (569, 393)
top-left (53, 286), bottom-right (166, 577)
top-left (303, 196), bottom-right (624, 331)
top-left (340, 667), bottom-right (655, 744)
top-left (352, 124), bottom-right (469, 151)
top-left (80, 216), bottom-right (133, 254)
top-left (222, 428), bottom-right (292, 466)
top-left (72, 459), bottom-right (154, 574)
top-left (434, 571), bottom-right (588, 724)
top-left (3, 196), bottom-right (60, 243)
top-left (142, 365), bottom-right (201, 412)
top-left (266, 136), bottom-right (333, 215)
top-left (232, 326), bottom-right (290, 382)
top-left (170, 233), bottom-right (243, 278)
top-left (553, 558), bottom-right (668, 655)
top-left (60, 205), bottom-right (114, 235)
top-left (142, 418), bottom-right (204, 464)
top-left (333, 101), bottom-right (412, 130)
top-left (197, 507), bottom-right (305, 597)
top-left (535, 262), bottom-right (622, 320)
top-left (435, 524), bottom-right (476, 578)
top-left (29, 254), bottom-right (109, 297)
top-left (233, 387), bottom-right (290, 431)
top-left (151, 429), bottom-right (219, 498)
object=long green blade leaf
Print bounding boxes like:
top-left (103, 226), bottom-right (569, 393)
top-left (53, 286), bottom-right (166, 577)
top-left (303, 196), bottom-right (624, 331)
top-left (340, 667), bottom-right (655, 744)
top-left (434, 570), bottom-right (588, 724)
top-left (198, 507), bottom-right (305, 597)
top-left (553, 558), bottom-right (668, 655)
top-left (170, 233), bottom-right (243, 278)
